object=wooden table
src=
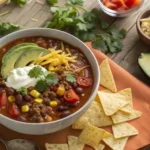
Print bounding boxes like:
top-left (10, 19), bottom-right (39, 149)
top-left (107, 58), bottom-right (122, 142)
top-left (0, 0), bottom-right (150, 85)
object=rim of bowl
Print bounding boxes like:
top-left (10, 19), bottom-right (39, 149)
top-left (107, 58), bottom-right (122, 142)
top-left (137, 9), bottom-right (150, 40)
top-left (0, 28), bottom-right (100, 126)
top-left (98, 0), bottom-right (144, 14)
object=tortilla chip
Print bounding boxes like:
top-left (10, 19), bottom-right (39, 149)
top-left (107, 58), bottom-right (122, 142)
top-left (96, 144), bottom-right (105, 150)
top-left (99, 59), bottom-right (117, 92)
top-left (102, 88), bottom-right (133, 113)
top-left (102, 133), bottom-right (128, 150)
top-left (45, 143), bottom-right (68, 150)
top-left (72, 101), bottom-right (113, 129)
top-left (119, 88), bottom-right (133, 113)
top-left (79, 124), bottom-right (106, 149)
top-left (111, 110), bottom-right (142, 124)
top-left (98, 91), bottom-right (129, 116)
top-left (112, 122), bottom-right (138, 139)
top-left (67, 136), bottom-right (84, 150)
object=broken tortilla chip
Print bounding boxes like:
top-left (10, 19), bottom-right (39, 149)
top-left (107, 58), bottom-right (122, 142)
top-left (79, 124), bottom-right (106, 149)
top-left (98, 91), bottom-right (129, 116)
top-left (112, 122), bottom-right (138, 139)
top-left (99, 59), bottom-right (117, 92)
top-left (67, 136), bottom-right (84, 150)
top-left (45, 143), bottom-right (68, 150)
top-left (102, 133), bottom-right (128, 150)
top-left (111, 110), bottom-right (142, 124)
top-left (72, 101), bottom-right (113, 129)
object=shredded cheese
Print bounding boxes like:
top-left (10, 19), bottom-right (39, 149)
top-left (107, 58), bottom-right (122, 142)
top-left (31, 18), bottom-right (38, 22)
top-left (35, 48), bottom-right (77, 72)
top-left (27, 0), bottom-right (32, 4)
top-left (36, 0), bottom-right (45, 5)
top-left (0, 10), bottom-right (12, 17)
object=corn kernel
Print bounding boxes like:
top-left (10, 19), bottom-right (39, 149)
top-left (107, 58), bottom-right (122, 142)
top-left (21, 105), bottom-right (29, 113)
top-left (49, 101), bottom-right (58, 107)
top-left (30, 90), bottom-right (40, 98)
top-left (56, 87), bottom-right (65, 96)
top-left (34, 98), bottom-right (43, 104)
top-left (8, 96), bottom-right (15, 103)
top-left (45, 116), bottom-right (52, 122)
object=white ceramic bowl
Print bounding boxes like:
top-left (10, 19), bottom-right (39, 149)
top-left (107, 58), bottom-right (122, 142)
top-left (0, 28), bottom-right (100, 135)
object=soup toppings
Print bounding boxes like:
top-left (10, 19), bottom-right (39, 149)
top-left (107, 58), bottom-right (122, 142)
top-left (0, 37), bottom-right (93, 123)
top-left (140, 17), bottom-right (150, 37)
top-left (102, 0), bottom-right (141, 11)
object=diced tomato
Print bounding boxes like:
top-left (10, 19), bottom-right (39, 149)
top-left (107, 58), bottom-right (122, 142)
top-left (64, 89), bottom-right (80, 103)
top-left (110, 0), bottom-right (124, 7)
top-left (117, 4), bottom-right (128, 11)
top-left (105, 2), bottom-right (118, 10)
top-left (9, 103), bottom-right (20, 117)
top-left (131, 0), bottom-right (141, 8)
top-left (77, 77), bottom-right (93, 88)
top-left (0, 91), bottom-right (7, 108)
top-left (124, 0), bottom-right (135, 7)
top-left (103, 0), bottom-right (109, 5)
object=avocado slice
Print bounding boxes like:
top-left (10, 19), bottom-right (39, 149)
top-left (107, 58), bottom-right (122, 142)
top-left (2, 43), bottom-right (37, 63)
top-left (1, 44), bottom-right (38, 78)
top-left (138, 53), bottom-right (150, 78)
top-left (14, 47), bottom-right (49, 68)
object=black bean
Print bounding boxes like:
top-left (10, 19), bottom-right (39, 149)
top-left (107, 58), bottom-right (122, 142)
top-left (17, 115), bottom-right (26, 122)
top-left (6, 88), bottom-right (15, 96)
top-left (75, 87), bottom-right (84, 94)
top-left (58, 105), bottom-right (69, 111)
top-left (15, 94), bottom-right (23, 106)
top-left (23, 95), bottom-right (33, 102)
top-left (60, 110), bottom-right (70, 118)
top-left (72, 82), bottom-right (78, 88)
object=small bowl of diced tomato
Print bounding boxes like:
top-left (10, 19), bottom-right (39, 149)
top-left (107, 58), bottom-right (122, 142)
top-left (97, 0), bottom-right (144, 17)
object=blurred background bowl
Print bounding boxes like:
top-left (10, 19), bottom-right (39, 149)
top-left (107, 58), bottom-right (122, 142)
top-left (136, 9), bottom-right (150, 45)
top-left (0, 0), bottom-right (9, 7)
top-left (97, 0), bottom-right (145, 17)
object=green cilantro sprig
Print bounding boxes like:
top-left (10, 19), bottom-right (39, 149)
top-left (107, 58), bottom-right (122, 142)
top-left (47, 0), bottom-right (58, 5)
top-left (28, 66), bottom-right (58, 92)
top-left (0, 22), bottom-right (22, 36)
top-left (44, 0), bottom-right (126, 53)
top-left (66, 73), bottom-right (76, 83)
top-left (17, 87), bottom-right (27, 95)
top-left (11, 0), bottom-right (26, 7)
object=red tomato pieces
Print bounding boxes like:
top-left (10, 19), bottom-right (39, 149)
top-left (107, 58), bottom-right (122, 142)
top-left (103, 0), bottom-right (141, 11)
top-left (9, 103), bottom-right (20, 117)
top-left (0, 91), bottom-right (7, 108)
top-left (64, 89), bottom-right (80, 103)
top-left (77, 77), bottom-right (93, 88)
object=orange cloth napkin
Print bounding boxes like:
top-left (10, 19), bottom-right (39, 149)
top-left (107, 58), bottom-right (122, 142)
top-left (0, 43), bottom-right (150, 150)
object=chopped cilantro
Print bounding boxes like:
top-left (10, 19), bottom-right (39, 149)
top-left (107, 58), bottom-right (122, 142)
top-left (17, 87), bottom-right (27, 95)
top-left (28, 66), bottom-right (44, 78)
top-left (35, 80), bottom-right (48, 92)
top-left (66, 73), bottom-right (76, 83)
top-left (45, 73), bottom-right (58, 85)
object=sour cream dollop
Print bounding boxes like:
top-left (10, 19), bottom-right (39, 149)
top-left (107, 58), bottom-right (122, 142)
top-left (6, 65), bottom-right (47, 90)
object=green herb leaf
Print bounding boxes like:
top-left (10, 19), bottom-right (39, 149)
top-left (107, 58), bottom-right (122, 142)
top-left (16, 87), bottom-right (27, 95)
top-left (0, 22), bottom-right (22, 36)
top-left (28, 66), bottom-right (44, 78)
top-left (66, 0), bottom-right (85, 6)
top-left (46, 73), bottom-right (58, 85)
top-left (66, 73), bottom-right (76, 83)
top-left (47, 0), bottom-right (58, 5)
top-left (35, 80), bottom-right (48, 92)
top-left (11, 0), bottom-right (26, 7)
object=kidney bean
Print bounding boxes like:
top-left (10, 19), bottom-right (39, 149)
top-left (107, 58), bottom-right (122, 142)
top-left (23, 94), bottom-right (33, 102)
top-left (58, 105), bottom-right (69, 111)
top-left (60, 110), bottom-right (70, 118)
top-left (75, 87), bottom-right (84, 94)
top-left (15, 94), bottom-right (23, 106)
top-left (6, 88), bottom-right (15, 96)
